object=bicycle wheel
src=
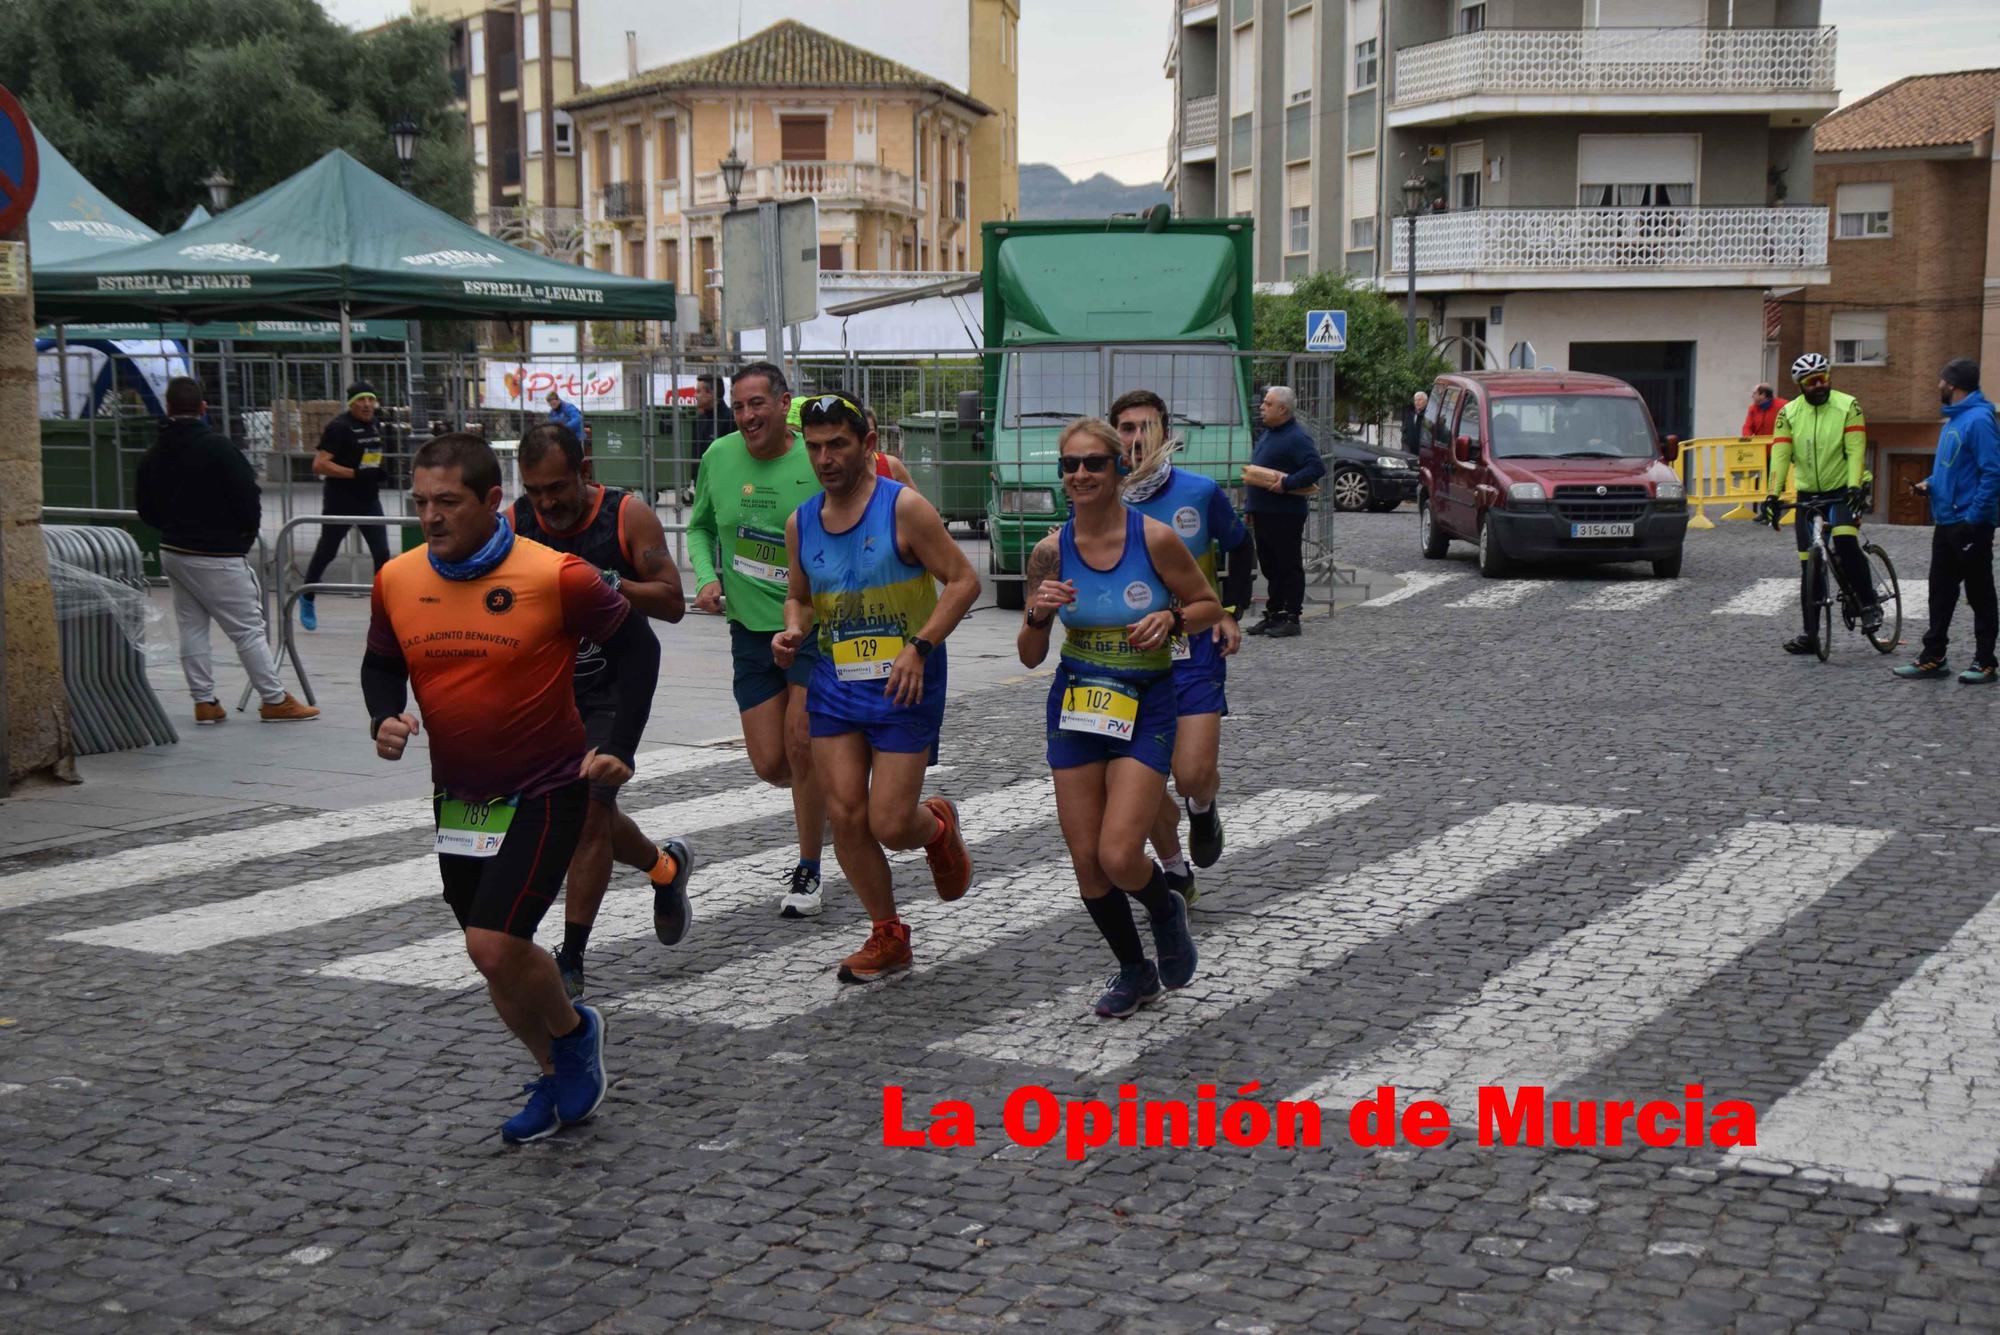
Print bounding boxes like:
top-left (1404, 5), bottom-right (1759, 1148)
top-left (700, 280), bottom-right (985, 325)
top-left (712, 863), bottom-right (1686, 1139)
top-left (1811, 548), bottom-right (1832, 661)
top-left (1863, 543), bottom-right (1901, 654)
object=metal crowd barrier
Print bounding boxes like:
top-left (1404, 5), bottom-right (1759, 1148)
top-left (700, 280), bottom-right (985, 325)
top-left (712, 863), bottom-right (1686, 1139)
top-left (42, 524), bottom-right (179, 754)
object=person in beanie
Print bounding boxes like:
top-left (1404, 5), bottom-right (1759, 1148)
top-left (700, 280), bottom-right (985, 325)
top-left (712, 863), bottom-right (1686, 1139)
top-left (1895, 358), bottom-right (2000, 684)
top-left (300, 381), bottom-right (395, 630)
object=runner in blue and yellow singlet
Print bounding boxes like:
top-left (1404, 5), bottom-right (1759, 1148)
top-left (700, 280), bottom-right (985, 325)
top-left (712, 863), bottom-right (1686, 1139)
top-left (773, 391), bottom-right (981, 984)
top-left (1017, 418), bottom-right (1224, 1020)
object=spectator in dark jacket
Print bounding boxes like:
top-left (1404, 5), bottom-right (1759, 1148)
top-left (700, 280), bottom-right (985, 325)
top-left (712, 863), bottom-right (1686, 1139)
top-left (1243, 385), bottom-right (1327, 638)
top-left (1402, 390), bottom-right (1429, 452)
top-left (136, 377), bottom-right (317, 724)
top-left (1897, 358), bottom-right (2000, 684)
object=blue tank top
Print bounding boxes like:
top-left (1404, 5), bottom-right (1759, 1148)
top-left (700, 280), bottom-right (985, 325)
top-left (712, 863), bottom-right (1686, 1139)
top-left (1057, 507), bottom-right (1172, 678)
top-left (1125, 466), bottom-right (1235, 675)
top-left (797, 478), bottom-right (944, 717)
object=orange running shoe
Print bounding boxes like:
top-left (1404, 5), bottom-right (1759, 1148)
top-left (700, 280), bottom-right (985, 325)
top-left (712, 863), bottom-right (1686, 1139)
top-left (837, 920), bottom-right (912, 984)
top-left (920, 796), bottom-right (972, 902)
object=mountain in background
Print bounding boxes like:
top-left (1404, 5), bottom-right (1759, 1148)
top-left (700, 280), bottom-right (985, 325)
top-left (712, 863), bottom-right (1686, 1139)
top-left (1018, 163), bottom-right (1172, 220)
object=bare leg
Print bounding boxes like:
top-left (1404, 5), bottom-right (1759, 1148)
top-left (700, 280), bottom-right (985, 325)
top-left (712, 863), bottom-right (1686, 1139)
top-left (815, 732), bottom-right (894, 920)
top-left (465, 928), bottom-right (581, 1075)
top-left (1053, 763), bottom-right (1113, 901)
top-left (1100, 757), bottom-right (1169, 892)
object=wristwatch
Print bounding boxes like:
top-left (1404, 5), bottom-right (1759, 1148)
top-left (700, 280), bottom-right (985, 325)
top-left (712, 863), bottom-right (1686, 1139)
top-left (600, 568), bottom-right (622, 591)
top-left (911, 636), bottom-right (936, 659)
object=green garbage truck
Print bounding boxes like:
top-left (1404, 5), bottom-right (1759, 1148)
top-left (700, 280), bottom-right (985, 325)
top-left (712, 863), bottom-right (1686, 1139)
top-left (977, 216), bottom-right (1257, 609)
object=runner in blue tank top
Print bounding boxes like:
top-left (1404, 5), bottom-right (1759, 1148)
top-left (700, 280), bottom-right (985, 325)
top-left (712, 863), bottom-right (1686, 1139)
top-left (1018, 418), bottom-right (1224, 1019)
top-left (773, 391), bottom-right (981, 984)
top-left (1112, 389), bottom-right (1254, 907)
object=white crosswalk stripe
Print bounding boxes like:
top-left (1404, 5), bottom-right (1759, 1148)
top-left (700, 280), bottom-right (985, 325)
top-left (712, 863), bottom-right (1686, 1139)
top-left (59, 775), bottom-right (790, 957)
top-left (1726, 890), bottom-right (2000, 1195)
top-left (1446, 580), bottom-right (1554, 609)
top-left (1567, 582), bottom-right (1679, 612)
top-left (1290, 822), bottom-right (1891, 1115)
top-left (0, 744), bottom-right (741, 914)
top-left (619, 789), bottom-right (1371, 1032)
top-left (935, 802), bottom-right (1626, 1071)
top-left (319, 776), bottom-right (1054, 991)
top-left (1712, 577), bottom-right (1796, 616)
top-left (1359, 571), bottom-right (1469, 607)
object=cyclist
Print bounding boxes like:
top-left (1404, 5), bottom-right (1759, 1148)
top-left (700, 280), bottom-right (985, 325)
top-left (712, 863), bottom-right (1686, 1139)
top-left (1759, 353), bottom-right (1882, 655)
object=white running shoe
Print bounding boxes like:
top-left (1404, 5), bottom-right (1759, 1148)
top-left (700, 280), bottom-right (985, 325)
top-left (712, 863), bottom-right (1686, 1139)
top-left (779, 863), bottom-right (823, 918)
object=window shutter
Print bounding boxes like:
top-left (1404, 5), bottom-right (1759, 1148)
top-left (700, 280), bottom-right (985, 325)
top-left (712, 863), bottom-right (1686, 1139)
top-left (780, 116), bottom-right (827, 162)
top-left (1287, 163), bottom-right (1312, 210)
top-left (1576, 134), bottom-right (1698, 186)
top-left (1835, 182), bottom-right (1892, 215)
top-left (1451, 142), bottom-right (1483, 179)
top-left (1349, 153), bottom-right (1377, 217)
top-left (1230, 170), bottom-right (1253, 215)
top-left (1285, 9), bottom-right (1314, 101)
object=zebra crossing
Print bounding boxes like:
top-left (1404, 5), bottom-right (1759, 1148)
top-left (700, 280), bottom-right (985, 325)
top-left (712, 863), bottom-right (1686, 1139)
top-left (12, 760), bottom-right (2000, 1195)
top-left (1360, 568), bottom-right (1820, 616)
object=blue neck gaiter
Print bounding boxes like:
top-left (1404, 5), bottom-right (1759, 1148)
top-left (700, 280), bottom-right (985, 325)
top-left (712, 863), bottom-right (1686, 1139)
top-left (429, 513), bottom-right (515, 581)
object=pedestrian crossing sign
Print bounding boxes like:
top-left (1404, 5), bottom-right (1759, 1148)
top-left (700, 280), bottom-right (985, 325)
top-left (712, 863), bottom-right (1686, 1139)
top-left (1306, 309), bottom-right (1347, 352)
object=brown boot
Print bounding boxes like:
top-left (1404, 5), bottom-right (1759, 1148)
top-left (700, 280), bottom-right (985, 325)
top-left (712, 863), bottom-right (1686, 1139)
top-left (194, 700), bottom-right (227, 726)
top-left (258, 694), bottom-right (321, 722)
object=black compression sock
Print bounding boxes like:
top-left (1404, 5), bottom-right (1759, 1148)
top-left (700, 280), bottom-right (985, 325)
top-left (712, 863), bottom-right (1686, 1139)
top-left (1083, 893), bottom-right (1147, 968)
top-left (1128, 865), bottom-right (1175, 920)
top-left (562, 922), bottom-right (591, 957)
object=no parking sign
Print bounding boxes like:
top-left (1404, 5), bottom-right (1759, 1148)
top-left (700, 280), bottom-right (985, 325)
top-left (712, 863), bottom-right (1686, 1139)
top-left (0, 83), bottom-right (40, 239)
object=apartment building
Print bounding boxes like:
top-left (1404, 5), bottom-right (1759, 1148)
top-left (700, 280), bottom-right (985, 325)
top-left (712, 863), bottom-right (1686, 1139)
top-left (418, 0), bottom-right (585, 247)
top-left (561, 21), bottom-right (991, 341)
top-left (1775, 69), bottom-right (2000, 525)
top-left (1170, 0), bottom-right (1839, 439)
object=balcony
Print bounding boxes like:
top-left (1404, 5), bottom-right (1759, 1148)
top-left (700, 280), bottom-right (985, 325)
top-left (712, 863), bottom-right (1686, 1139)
top-left (1181, 0), bottom-right (1218, 22)
top-left (687, 160), bottom-right (918, 213)
top-left (1387, 205), bottom-right (1830, 291)
top-left (598, 181), bottom-right (644, 222)
top-left (1389, 26), bottom-right (1837, 128)
top-left (1182, 94), bottom-right (1218, 160)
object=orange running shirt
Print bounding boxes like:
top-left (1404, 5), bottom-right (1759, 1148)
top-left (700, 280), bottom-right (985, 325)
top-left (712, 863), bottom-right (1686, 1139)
top-left (368, 535), bottom-right (630, 799)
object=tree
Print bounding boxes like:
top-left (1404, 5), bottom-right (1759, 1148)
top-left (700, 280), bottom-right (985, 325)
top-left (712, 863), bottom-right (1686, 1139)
top-left (0, 0), bottom-right (472, 230)
top-left (1252, 269), bottom-right (1446, 436)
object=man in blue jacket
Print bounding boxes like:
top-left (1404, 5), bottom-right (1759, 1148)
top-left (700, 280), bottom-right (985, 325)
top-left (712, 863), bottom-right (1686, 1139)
top-left (1243, 385), bottom-right (1327, 638)
top-left (1896, 358), bottom-right (2000, 684)
top-left (546, 390), bottom-right (586, 441)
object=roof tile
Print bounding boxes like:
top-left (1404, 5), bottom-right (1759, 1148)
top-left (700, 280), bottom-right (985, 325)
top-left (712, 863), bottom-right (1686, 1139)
top-left (1814, 68), bottom-right (2000, 154)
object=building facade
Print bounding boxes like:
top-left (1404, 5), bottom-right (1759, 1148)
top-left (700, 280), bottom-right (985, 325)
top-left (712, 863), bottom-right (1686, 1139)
top-left (562, 20), bottom-right (990, 343)
top-left (1776, 69), bottom-right (2000, 525)
top-left (1169, 0), bottom-right (1839, 439)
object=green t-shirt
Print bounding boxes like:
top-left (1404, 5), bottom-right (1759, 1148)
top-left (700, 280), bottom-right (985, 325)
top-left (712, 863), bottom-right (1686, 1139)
top-left (687, 429), bottom-right (822, 632)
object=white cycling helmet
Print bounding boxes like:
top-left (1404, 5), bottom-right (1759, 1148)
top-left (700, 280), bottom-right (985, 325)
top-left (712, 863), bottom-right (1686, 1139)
top-left (1790, 352), bottom-right (1831, 382)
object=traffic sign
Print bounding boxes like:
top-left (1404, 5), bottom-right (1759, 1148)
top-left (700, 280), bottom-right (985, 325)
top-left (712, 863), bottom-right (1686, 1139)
top-left (1306, 308), bottom-right (1347, 353)
top-left (0, 84), bottom-right (39, 238)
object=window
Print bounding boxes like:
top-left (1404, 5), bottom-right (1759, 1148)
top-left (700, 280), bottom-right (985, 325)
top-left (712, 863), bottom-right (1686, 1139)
top-left (819, 243), bottom-right (844, 272)
top-left (470, 27), bottom-right (485, 77)
top-left (658, 119), bottom-right (679, 182)
top-left (780, 116), bottom-right (827, 162)
top-left (523, 15), bottom-right (540, 61)
top-left (1285, 8), bottom-right (1314, 105)
top-left (592, 129), bottom-right (609, 188)
top-left (472, 124), bottom-right (488, 168)
top-left (1004, 348), bottom-right (1241, 430)
top-left (1835, 182), bottom-right (1892, 238)
top-left (1230, 169), bottom-right (1252, 215)
top-left (660, 237), bottom-right (678, 284)
top-left (525, 111), bottom-right (543, 157)
top-left (1831, 311), bottom-right (1888, 366)
top-left (552, 110), bottom-right (574, 157)
top-left (1348, 152), bottom-right (1377, 251)
top-left (623, 123), bottom-right (643, 181)
top-left (1353, 38), bottom-right (1378, 90)
top-left (1451, 141), bottom-right (1482, 210)
top-left (1232, 24), bottom-right (1256, 105)
top-left (1286, 163), bottom-right (1311, 254)
top-left (1458, 1), bottom-right (1486, 32)
top-left (551, 10), bottom-right (573, 59)
top-left (627, 236), bottom-right (644, 277)
top-left (1576, 134), bottom-right (1697, 207)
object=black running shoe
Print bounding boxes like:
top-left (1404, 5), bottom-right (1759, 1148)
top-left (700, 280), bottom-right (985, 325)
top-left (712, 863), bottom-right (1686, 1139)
top-left (1163, 863), bottom-right (1198, 908)
top-left (653, 838), bottom-right (695, 946)
top-left (1186, 798), bottom-right (1224, 869)
top-left (1782, 635), bottom-right (1820, 656)
top-left (553, 945), bottom-right (585, 1002)
top-left (1244, 616), bottom-right (1275, 637)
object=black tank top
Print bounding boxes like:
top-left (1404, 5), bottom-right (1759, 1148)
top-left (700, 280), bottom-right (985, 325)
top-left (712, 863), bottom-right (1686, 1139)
top-left (512, 486), bottom-right (646, 693)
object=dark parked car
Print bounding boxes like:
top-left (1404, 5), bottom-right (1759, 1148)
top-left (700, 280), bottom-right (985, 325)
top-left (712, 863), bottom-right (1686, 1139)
top-left (1325, 435), bottom-right (1420, 512)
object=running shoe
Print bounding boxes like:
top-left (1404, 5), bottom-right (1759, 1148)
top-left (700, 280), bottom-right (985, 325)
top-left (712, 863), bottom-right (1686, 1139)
top-left (194, 700), bottom-right (226, 726)
top-left (920, 797), bottom-right (972, 902)
top-left (780, 863), bottom-right (823, 918)
top-left (1892, 657), bottom-right (1950, 679)
top-left (1163, 863), bottom-right (1199, 908)
top-left (837, 920), bottom-right (912, 984)
top-left (652, 838), bottom-right (695, 946)
top-left (1147, 884), bottom-right (1198, 989)
top-left (1094, 960), bottom-right (1164, 1018)
top-left (1782, 635), bottom-right (1820, 656)
top-left (500, 1077), bottom-right (562, 1145)
top-left (1960, 664), bottom-right (1998, 686)
top-left (1186, 798), bottom-right (1224, 869)
top-left (549, 1004), bottom-right (608, 1125)
top-left (300, 598), bottom-right (317, 632)
top-left (552, 946), bottom-right (585, 1002)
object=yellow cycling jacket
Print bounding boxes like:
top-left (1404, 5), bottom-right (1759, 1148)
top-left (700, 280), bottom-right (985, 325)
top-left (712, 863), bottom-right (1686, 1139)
top-left (1770, 390), bottom-right (1867, 494)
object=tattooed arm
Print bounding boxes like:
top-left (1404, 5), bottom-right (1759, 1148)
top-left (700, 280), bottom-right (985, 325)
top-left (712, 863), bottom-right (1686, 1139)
top-left (618, 499), bottom-right (687, 623)
top-left (1016, 533), bottom-right (1070, 668)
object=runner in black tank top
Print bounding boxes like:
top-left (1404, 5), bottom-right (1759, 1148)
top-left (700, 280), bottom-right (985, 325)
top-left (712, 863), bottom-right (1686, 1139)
top-left (514, 423), bottom-right (696, 1001)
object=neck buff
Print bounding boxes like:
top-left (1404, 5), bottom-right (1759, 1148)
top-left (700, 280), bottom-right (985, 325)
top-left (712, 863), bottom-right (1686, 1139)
top-left (429, 513), bottom-right (515, 580)
top-left (1122, 457), bottom-right (1174, 505)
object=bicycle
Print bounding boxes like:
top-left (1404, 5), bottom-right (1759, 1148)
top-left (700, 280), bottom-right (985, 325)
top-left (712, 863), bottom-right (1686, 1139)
top-left (1762, 493), bottom-right (1901, 661)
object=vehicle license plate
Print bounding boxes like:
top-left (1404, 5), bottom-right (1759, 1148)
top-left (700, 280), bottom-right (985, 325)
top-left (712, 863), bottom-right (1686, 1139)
top-left (1570, 522), bottom-right (1635, 539)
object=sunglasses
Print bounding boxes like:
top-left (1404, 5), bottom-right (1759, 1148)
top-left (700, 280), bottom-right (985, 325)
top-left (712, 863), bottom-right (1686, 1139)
top-left (800, 393), bottom-right (865, 419)
top-left (1059, 454), bottom-right (1116, 475)
top-left (1798, 374), bottom-right (1830, 390)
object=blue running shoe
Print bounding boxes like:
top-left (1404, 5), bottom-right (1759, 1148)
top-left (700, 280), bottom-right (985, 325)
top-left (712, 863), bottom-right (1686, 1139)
top-left (299, 597), bottom-right (317, 632)
top-left (1094, 960), bottom-right (1164, 1018)
top-left (550, 1004), bottom-right (608, 1124)
top-left (1148, 886), bottom-right (1197, 989)
top-left (500, 1076), bottom-right (561, 1145)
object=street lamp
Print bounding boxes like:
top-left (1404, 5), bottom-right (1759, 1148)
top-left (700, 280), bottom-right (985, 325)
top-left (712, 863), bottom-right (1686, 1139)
top-left (391, 116), bottom-right (421, 190)
top-left (203, 168), bottom-right (233, 213)
top-left (390, 115), bottom-right (427, 437)
top-left (1401, 175), bottom-right (1427, 354)
top-left (720, 146), bottom-right (746, 212)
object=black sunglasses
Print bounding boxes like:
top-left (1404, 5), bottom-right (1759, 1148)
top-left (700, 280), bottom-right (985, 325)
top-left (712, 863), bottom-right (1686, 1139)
top-left (1059, 454), bottom-right (1116, 475)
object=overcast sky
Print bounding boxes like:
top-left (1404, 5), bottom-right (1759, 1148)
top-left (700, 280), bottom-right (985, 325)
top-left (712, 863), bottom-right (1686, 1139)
top-left (328, 0), bottom-right (2000, 186)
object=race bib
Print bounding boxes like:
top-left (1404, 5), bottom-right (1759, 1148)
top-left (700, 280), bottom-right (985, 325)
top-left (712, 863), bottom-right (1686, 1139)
top-left (1059, 676), bottom-right (1140, 740)
top-left (434, 794), bottom-right (519, 858)
top-left (1170, 634), bottom-right (1192, 662)
top-left (359, 449), bottom-right (384, 469)
top-left (732, 524), bottom-right (787, 583)
top-left (831, 628), bottom-right (905, 682)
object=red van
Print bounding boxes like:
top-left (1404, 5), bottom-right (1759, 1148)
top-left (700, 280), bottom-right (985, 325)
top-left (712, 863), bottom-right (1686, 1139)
top-left (1416, 371), bottom-right (1690, 578)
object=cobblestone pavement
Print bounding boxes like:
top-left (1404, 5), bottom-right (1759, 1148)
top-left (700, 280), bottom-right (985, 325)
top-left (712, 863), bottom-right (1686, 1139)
top-left (4, 511), bottom-right (2000, 1332)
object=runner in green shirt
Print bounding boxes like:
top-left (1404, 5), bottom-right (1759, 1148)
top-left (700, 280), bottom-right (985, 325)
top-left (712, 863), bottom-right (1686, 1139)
top-left (687, 362), bottom-right (830, 916)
